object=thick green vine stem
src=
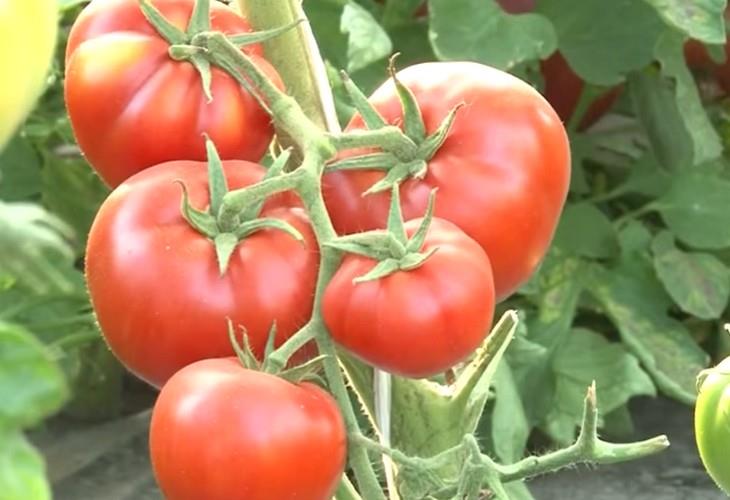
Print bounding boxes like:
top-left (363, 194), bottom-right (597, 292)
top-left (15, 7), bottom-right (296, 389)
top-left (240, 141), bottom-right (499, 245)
top-left (351, 382), bottom-right (669, 498)
top-left (169, 2), bottom-right (672, 498)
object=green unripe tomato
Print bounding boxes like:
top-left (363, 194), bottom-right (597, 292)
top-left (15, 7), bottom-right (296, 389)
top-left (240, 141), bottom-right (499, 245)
top-left (0, 0), bottom-right (57, 148)
top-left (695, 356), bottom-right (730, 494)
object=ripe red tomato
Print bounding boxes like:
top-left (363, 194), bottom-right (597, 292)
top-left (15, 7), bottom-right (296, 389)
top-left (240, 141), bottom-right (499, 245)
top-left (85, 160), bottom-right (318, 387)
top-left (322, 217), bottom-right (495, 378)
top-left (323, 62), bottom-right (570, 300)
top-left (496, 0), bottom-right (620, 129)
top-left (65, 0), bottom-right (280, 187)
top-left (150, 358), bottom-right (347, 500)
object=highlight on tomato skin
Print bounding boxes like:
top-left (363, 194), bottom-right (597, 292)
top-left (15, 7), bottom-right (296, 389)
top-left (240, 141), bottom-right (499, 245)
top-left (149, 358), bottom-right (348, 500)
top-left (85, 159), bottom-right (319, 388)
top-left (64, 0), bottom-right (283, 187)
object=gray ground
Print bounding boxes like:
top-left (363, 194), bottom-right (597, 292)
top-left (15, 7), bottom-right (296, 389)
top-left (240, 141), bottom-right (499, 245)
top-left (37, 396), bottom-right (726, 500)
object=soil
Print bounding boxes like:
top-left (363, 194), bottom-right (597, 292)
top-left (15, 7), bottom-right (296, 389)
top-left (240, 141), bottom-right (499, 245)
top-left (37, 394), bottom-right (725, 500)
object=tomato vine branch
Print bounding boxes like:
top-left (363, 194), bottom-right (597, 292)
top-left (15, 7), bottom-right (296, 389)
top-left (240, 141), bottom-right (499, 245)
top-left (185, 3), bottom-right (671, 498)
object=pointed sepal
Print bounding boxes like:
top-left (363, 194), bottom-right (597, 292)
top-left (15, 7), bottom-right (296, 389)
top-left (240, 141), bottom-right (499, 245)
top-left (341, 71), bottom-right (388, 130)
top-left (228, 19), bottom-right (306, 47)
top-left (138, 0), bottom-right (187, 44)
top-left (241, 148), bottom-right (293, 221)
top-left (234, 217), bottom-right (304, 243)
top-left (227, 319), bottom-right (261, 370)
top-left (214, 232), bottom-right (239, 275)
top-left (389, 54), bottom-right (426, 143)
top-left (327, 152), bottom-right (398, 172)
top-left (405, 189), bottom-right (437, 253)
top-left (419, 102), bottom-right (464, 160)
top-left (279, 355), bottom-right (329, 386)
top-left (353, 258), bottom-right (401, 284)
top-left (186, 0), bottom-right (211, 35)
top-left (205, 137), bottom-right (229, 217)
top-left (176, 181), bottom-right (219, 236)
top-left (386, 185), bottom-right (407, 246)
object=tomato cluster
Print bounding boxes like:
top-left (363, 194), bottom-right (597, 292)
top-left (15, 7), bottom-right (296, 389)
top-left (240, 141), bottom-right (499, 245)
top-left (69, 0), bottom-right (569, 498)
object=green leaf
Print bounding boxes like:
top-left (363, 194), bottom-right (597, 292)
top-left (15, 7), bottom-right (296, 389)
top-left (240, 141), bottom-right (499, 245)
top-left (651, 231), bottom-right (730, 319)
top-left (628, 68), bottom-right (694, 171)
top-left (588, 260), bottom-right (708, 404)
top-left (553, 203), bottom-right (619, 258)
top-left (655, 171), bottom-right (730, 249)
top-left (0, 431), bottom-right (51, 500)
top-left (41, 157), bottom-right (109, 254)
top-left (429, 0), bottom-right (557, 70)
top-left (541, 328), bottom-right (656, 445)
top-left (621, 154), bottom-right (672, 198)
top-left (0, 322), bottom-right (68, 429)
top-left (509, 253), bottom-right (585, 426)
top-left (0, 136), bottom-right (42, 201)
top-left (644, 0), bottom-right (727, 44)
top-left (341, 2), bottom-right (393, 73)
top-left (618, 220), bottom-right (653, 256)
top-left (489, 362), bottom-right (530, 463)
top-left (0, 202), bottom-right (76, 294)
top-left (654, 30), bottom-right (723, 166)
top-left (538, 0), bottom-right (665, 85)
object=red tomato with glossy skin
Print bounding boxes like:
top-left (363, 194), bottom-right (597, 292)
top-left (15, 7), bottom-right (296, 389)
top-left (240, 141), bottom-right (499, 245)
top-left (496, 0), bottom-right (620, 129)
top-left (65, 0), bottom-right (280, 187)
top-left (150, 358), bottom-right (347, 500)
top-left (323, 62), bottom-right (570, 300)
top-left (85, 160), bottom-right (318, 387)
top-left (323, 218), bottom-right (495, 378)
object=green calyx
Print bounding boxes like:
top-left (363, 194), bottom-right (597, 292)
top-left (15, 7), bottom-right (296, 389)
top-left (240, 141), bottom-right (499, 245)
top-left (328, 56), bottom-right (463, 194)
top-left (179, 138), bottom-right (304, 275)
top-left (226, 320), bottom-right (326, 384)
top-left (138, 0), bottom-right (301, 101)
top-left (325, 186), bottom-right (438, 283)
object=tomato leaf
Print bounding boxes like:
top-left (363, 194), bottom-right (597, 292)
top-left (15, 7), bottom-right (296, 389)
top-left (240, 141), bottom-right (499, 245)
top-left (553, 203), bottom-right (619, 259)
top-left (341, 2), bottom-right (393, 73)
top-left (429, 0), bottom-right (556, 70)
top-left (655, 171), bottom-right (730, 249)
top-left (628, 68), bottom-right (694, 171)
top-left (654, 30), bottom-right (723, 166)
top-left (651, 231), bottom-right (730, 320)
top-left (0, 322), bottom-right (68, 429)
top-left (588, 259), bottom-right (709, 404)
top-left (0, 202), bottom-right (76, 294)
top-left (41, 157), bottom-right (109, 255)
top-left (540, 328), bottom-right (656, 445)
top-left (0, 135), bottom-right (42, 201)
top-left (0, 431), bottom-right (51, 500)
top-left (645, 0), bottom-right (727, 44)
top-left (537, 0), bottom-right (665, 85)
top-left (487, 362), bottom-right (530, 464)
